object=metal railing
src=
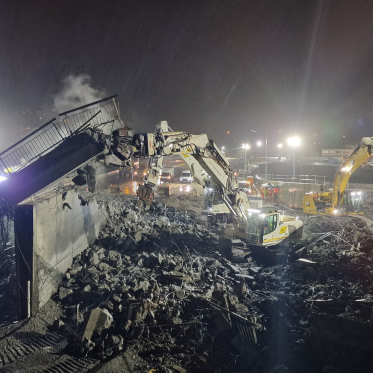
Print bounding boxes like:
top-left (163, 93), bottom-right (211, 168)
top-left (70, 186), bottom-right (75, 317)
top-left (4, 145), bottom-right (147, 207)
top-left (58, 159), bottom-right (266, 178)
top-left (0, 96), bottom-right (119, 178)
top-left (260, 174), bottom-right (328, 184)
top-left (59, 95), bottom-right (118, 136)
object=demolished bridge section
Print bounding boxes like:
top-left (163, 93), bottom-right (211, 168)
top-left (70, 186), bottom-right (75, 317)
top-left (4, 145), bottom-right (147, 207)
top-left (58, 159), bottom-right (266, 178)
top-left (0, 96), bottom-right (131, 320)
top-left (0, 95), bottom-right (123, 206)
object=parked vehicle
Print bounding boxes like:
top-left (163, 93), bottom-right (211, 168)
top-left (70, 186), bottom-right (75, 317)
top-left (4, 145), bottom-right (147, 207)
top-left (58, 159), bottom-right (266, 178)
top-left (180, 170), bottom-right (194, 183)
top-left (159, 167), bottom-right (174, 183)
top-left (132, 167), bottom-right (149, 180)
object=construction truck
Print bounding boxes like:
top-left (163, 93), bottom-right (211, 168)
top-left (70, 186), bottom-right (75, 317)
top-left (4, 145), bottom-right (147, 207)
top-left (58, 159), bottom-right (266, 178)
top-left (113, 121), bottom-right (303, 248)
top-left (303, 137), bottom-right (373, 215)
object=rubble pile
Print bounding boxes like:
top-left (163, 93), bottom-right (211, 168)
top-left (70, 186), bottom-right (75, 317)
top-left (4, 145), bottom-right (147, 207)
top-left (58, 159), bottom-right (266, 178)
top-left (57, 196), bottom-right (266, 372)
top-left (287, 215), bottom-right (373, 317)
top-left (53, 196), bottom-right (373, 372)
top-left (249, 214), bottom-right (373, 371)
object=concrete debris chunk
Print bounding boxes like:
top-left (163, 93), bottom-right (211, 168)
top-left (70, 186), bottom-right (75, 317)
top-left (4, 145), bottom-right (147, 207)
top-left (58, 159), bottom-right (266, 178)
top-left (83, 308), bottom-right (113, 340)
top-left (235, 273), bottom-right (255, 280)
top-left (59, 287), bottom-right (73, 300)
top-left (98, 262), bottom-right (113, 272)
top-left (162, 271), bottom-right (193, 283)
top-left (234, 279), bottom-right (248, 297)
top-left (69, 265), bottom-right (82, 276)
top-left (133, 231), bottom-right (143, 242)
top-left (296, 258), bottom-right (319, 267)
top-left (88, 251), bottom-right (99, 265)
top-left (171, 365), bottom-right (186, 373)
top-left (248, 266), bottom-right (262, 275)
top-left (133, 280), bottom-right (150, 292)
top-left (224, 262), bottom-right (241, 274)
top-left (125, 210), bottom-right (138, 222)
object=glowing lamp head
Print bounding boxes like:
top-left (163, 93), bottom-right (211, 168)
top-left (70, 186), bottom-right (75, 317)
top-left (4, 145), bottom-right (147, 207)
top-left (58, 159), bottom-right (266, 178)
top-left (287, 137), bottom-right (301, 147)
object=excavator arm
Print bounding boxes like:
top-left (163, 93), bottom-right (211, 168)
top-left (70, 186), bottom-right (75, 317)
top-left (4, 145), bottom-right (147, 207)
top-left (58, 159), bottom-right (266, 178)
top-left (131, 121), bottom-right (250, 220)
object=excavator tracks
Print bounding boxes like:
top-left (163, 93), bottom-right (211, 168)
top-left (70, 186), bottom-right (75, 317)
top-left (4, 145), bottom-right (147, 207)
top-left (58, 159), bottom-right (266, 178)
top-left (0, 332), bottom-right (65, 367)
top-left (42, 356), bottom-right (99, 373)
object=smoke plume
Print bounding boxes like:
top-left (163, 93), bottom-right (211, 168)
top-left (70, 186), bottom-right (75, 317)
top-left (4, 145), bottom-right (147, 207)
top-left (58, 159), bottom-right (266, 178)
top-left (53, 74), bottom-right (105, 113)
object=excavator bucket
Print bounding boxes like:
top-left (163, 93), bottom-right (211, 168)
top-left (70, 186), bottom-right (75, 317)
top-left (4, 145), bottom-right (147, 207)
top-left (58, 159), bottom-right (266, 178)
top-left (137, 184), bottom-right (154, 207)
top-left (157, 184), bottom-right (170, 197)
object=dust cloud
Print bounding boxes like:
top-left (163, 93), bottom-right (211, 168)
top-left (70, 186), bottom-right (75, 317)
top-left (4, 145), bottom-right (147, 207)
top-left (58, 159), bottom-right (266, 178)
top-left (53, 74), bottom-right (105, 113)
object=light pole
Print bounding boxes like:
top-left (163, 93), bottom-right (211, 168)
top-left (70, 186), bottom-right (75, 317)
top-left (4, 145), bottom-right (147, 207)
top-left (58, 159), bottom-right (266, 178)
top-left (277, 143), bottom-right (283, 159)
top-left (256, 141), bottom-right (262, 159)
top-left (251, 130), bottom-right (267, 181)
top-left (242, 143), bottom-right (250, 172)
top-left (287, 137), bottom-right (301, 181)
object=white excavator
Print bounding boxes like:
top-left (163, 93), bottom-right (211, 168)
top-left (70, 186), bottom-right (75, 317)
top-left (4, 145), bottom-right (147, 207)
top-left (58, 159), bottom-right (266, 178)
top-left (114, 121), bottom-right (303, 248)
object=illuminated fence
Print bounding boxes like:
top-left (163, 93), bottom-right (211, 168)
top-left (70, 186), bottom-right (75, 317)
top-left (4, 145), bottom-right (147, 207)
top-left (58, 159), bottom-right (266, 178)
top-left (262, 174), bottom-right (328, 184)
top-left (0, 96), bottom-right (119, 178)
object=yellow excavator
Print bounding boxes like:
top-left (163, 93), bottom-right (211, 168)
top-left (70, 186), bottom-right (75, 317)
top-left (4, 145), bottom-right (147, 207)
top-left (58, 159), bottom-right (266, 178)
top-left (303, 137), bottom-right (373, 215)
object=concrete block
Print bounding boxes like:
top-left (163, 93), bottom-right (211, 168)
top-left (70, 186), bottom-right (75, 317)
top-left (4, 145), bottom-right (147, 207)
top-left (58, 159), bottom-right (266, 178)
top-left (83, 308), bottom-right (113, 340)
top-left (59, 287), bottom-right (73, 300)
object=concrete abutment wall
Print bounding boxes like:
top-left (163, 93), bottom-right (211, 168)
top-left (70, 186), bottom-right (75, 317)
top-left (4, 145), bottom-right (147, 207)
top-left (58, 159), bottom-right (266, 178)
top-left (15, 190), bottom-right (108, 319)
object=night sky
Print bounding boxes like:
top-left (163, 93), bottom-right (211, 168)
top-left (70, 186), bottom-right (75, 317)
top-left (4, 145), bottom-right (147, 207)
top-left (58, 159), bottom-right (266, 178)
top-left (1, 0), bottom-right (373, 154)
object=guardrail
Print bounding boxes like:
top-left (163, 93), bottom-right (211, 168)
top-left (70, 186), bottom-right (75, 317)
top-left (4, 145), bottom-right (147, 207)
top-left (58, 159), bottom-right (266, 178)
top-left (0, 96), bottom-right (119, 178)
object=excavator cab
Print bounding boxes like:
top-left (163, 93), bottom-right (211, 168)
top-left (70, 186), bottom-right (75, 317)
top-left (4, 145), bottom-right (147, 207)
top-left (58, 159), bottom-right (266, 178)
top-left (246, 212), bottom-right (278, 244)
top-left (243, 208), bottom-right (303, 247)
top-left (344, 190), bottom-right (364, 214)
